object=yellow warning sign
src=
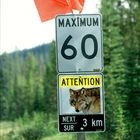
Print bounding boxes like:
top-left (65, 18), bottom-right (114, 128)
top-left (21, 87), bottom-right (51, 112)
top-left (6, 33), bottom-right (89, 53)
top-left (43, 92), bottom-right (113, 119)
top-left (59, 75), bottom-right (102, 87)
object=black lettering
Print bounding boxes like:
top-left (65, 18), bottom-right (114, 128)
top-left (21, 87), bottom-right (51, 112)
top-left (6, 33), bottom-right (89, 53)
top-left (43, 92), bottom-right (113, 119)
top-left (80, 18), bottom-right (86, 26)
top-left (84, 78), bottom-right (87, 85)
top-left (88, 78), bottom-right (90, 85)
top-left (81, 34), bottom-right (98, 59)
top-left (61, 35), bottom-right (77, 59)
top-left (95, 78), bottom-right (100, 85)
top-left (93, 18), bottom-right (99, 26)
top-left (66, 19), bottom-right (71, 27)
top-left (90, 78), bottom-right (94, 85)
top-left (70, 78), bottom-right (74, 86)
top-left (74, 78), bottom-right (78, 86)
top-left (77, 17), bottom-right (80, 26)
top-left (61, 79), bottom-right (66, 86)
top-left (58, 19), bottom-right (65, 27)
top-left (71, 18), bottom-right (77, 27)
top-left (87, 18), bottom-right (92, 26)
top-left (58, 17), bottom-right (99, 27)
top-left (79, 77), bottom-right (83, 85)
top-left (66, 78), bottom-right (69, 86)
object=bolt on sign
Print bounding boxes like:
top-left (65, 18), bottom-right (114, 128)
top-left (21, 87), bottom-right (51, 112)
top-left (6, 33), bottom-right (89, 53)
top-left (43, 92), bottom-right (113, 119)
top-left (58, 73), bottom-right (105, 132)
top-left (55, 14), bottom-right (103, 73)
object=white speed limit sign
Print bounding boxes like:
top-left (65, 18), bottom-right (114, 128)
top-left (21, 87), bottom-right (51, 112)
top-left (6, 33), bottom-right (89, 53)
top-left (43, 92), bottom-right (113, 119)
top-left (56, 14), bottom-right (103, 73)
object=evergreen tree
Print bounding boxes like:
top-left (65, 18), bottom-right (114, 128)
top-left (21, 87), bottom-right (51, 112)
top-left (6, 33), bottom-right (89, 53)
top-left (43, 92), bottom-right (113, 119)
top-left (0, 44), bottom-right (50, 120)
top-left (101, 0), bottom-right (127, 139)
top-left (33, 69), bottom-right (44, 112)
top-left (23, 53), bottom-right (38, 113)
top-left (119, 0), bottom-right (140, 139)
top-left (44, 41), bottom-right (57, 118)
top-left (0, 54), bottom-right (14, 120)
top-left (10, 74), bottom-right (26, 118)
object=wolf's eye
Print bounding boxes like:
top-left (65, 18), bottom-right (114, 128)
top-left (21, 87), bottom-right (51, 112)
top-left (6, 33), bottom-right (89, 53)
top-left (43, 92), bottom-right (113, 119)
top-left (84, 94), bottom-right (87, 97)
top-left (71, 100), bottom-right (76, 105)
top-left (79, 99), bottom-right (85, 103)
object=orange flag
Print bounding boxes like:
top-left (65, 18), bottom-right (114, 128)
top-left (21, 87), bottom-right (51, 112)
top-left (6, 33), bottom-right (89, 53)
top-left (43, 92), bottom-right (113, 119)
top-left (69, 0), bottom-right (85, 12)
top-left (34, 0), bottom-right (72, 22)
top-left (55, 0), bottom-right (85, 12)
top-left (34, 0), bottom-right (85, 22)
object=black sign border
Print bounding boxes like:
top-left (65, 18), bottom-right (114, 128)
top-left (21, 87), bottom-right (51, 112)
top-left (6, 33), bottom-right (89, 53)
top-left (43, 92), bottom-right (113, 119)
top-left (57, 73), bottom-right (105, 133)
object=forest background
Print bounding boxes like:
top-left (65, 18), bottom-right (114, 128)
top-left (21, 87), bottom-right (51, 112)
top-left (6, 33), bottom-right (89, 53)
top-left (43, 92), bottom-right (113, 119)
top-left (0, 0), bottom-right (140, 140)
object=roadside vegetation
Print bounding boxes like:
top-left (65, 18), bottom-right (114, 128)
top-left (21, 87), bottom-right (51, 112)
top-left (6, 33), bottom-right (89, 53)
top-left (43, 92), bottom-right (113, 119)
top-left (0, 0), bottom-right (140, 140)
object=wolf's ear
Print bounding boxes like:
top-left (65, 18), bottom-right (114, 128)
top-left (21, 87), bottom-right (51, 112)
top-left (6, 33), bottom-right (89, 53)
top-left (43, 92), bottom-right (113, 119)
top-left (69, 89), bottom-right (74, 94)
top-left (81, 88), bottom-right (86, 95)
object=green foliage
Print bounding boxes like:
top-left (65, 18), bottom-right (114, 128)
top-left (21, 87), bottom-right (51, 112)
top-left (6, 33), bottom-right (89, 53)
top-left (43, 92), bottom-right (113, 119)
top-left (18, 112), bottom-right (47, 140)
top-left (0, 1), bottom-right (140, 138)
top-left (21, 127), bottom-right (43, 140)
top-left (45, 116), bottom-right (57, 136)
top-left (1, 131), bottom-right (24, 140)
top-left (43, 41), bottom-right (57, 118)
top-left (0, 54), bottom-right (14, 120)
top-left (0, 43), bottom-right (51, 120)
top-left (100, 0), bottom-right (140, 139)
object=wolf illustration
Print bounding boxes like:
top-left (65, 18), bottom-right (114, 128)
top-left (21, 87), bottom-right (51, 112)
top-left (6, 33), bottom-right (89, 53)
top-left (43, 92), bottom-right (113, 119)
top-left (69, 87), bottom-right (100, 113)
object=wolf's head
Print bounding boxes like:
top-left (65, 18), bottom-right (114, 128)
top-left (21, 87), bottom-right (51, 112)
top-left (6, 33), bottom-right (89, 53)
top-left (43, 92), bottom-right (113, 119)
top-left (69, 88), bottom-right (90, 112)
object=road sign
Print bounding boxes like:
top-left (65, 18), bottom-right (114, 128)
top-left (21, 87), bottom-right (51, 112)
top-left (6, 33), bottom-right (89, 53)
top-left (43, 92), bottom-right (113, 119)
top-left (56, 14), bottom-right (103, 73)
top-left (58, 73), bottom-right (105, 132)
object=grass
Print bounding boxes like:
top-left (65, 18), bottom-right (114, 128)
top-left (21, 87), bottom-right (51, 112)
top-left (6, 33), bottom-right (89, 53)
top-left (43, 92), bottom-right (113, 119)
top-left (42, 133), bottom-right (100, 140)
top-left (0, 121), bottom-right (19, 136)
top-left (0, 120), bottom-right (99, 140)
top-left (0, 121), bottom-right (76, 140)
top-left (41, 133), bottom-right (75, 140)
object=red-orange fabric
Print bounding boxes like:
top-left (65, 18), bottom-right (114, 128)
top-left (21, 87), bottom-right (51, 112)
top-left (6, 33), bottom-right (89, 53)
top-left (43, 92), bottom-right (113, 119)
top-left (34, 0), bottom-right (85, 22)
top-left (54, 0), bottom-right (70, 6)
top-left (55, 0), bottom-right (85, 11)
top-left (34, 0), bottom-right (72, 22)
top-left (70, 0), bottom-right (85, 12)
